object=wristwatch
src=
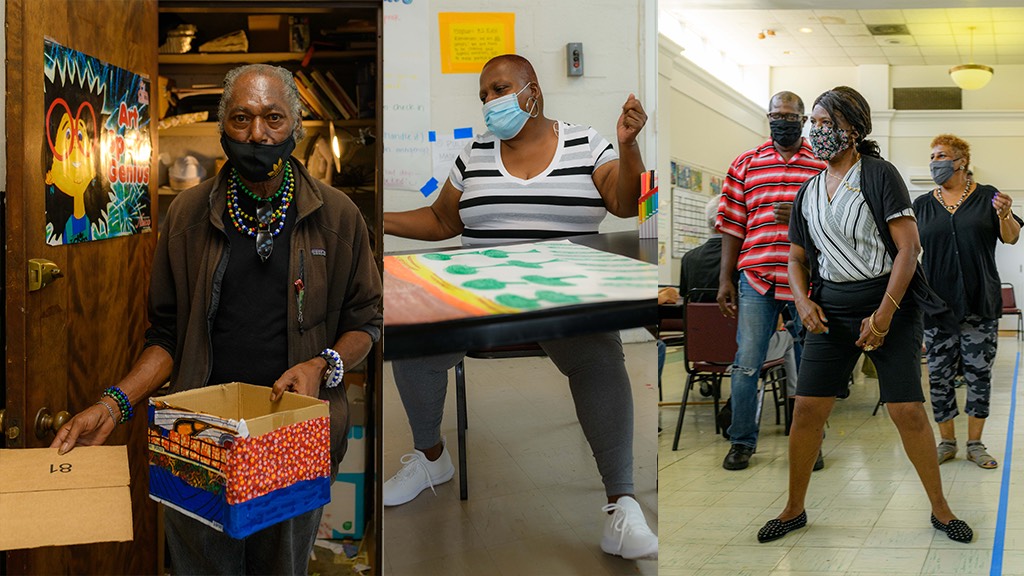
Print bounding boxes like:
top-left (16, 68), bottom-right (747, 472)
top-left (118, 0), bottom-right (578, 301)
top-left (319, 348), bottom-right (344, 388)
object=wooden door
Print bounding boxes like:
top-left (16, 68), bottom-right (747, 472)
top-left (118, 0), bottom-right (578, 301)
top-left (4, 0), bottom-right (159, 574)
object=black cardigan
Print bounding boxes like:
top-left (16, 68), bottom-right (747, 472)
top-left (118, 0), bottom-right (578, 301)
top-left (789, 154), bottom-right (957, 331)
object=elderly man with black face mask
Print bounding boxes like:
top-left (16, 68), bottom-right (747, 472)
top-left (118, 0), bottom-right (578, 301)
top-left (51, 63), bottom-right (383, 575)
top-left (714, 91), bottom-right (826, 471)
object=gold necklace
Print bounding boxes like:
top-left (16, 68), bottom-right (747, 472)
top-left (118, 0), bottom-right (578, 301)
top-left (935, 177), bottom-right (972, 213)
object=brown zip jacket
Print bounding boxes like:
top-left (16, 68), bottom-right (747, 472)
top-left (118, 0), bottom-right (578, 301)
top-left (145, 159), bottom-right (382, 471)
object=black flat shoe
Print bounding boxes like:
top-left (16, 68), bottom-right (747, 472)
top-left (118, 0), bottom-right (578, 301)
top-left (931, 514), bottom-right (973, 543)
top-left (758, 510), bottom-right (807, 543)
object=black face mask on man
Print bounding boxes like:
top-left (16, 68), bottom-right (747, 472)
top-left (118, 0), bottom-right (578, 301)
top-left (769, 119), bottom-right (803, 148)
top-left (220, 133), bottom-right (296, 182)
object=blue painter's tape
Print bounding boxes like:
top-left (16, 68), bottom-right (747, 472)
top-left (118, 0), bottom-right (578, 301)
top-left (428, 131), bottom-right (437, 142)
top-left (453, 127), bottom-right (473, 139)
top-left (419, 178), bottom-right (439, 197)
top-left (990, 350), bottom-right (1019, 575)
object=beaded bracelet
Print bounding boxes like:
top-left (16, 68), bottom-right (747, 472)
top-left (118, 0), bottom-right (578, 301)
top-left (95, 400), bottom-right (118, 425)
top-left (318, 348), bottom-right (344, 389)
top-left (102, 386), bottom-right (134, 424)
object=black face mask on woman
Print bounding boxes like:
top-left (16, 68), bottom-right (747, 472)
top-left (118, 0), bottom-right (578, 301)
top-left (929, 158), bottom-right (962, 186)
top-left (770, 119), bottom-right (803, 148)
top-left (220, 133), bottom-right (296, 182)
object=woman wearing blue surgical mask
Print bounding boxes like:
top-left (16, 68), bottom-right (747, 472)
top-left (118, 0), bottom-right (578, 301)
top-left (912, 134), bottom-right (1020, 472)
top-left (381, 54), bottom-right (657, 561)
top-left (762, 86), bottom-right (973, 545)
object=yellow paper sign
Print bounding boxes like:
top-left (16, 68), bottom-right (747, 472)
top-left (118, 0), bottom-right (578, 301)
top-left (438, 12), bottom-right (515, 74)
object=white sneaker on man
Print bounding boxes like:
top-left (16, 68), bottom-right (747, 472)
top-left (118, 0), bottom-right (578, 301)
top-left (600, 496), bottom-right (658, 560)
top-left (382, 444), bottom-right (455, 506)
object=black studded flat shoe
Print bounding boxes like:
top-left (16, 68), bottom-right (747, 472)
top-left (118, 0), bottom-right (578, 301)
top-left (757, 510), bottom-right (807, 543)
top-left (931, 514), bottom-right (973, 543)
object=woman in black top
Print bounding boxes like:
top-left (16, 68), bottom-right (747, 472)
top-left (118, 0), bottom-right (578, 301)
top-left (913, 134), bottom-right (1021, 470)
top-left (758, 86), bottom-right (972, 545)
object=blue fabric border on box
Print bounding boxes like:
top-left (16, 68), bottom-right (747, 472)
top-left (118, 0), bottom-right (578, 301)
top-left (150, 465), bottom-right (330, 539)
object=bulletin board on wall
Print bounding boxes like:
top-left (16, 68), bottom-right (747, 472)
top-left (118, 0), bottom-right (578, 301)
top-left (670, 159), bottom-right (724, 259)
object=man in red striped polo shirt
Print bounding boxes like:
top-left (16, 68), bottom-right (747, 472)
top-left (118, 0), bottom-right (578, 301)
top-left (715, 91), bottom-right (826, 470)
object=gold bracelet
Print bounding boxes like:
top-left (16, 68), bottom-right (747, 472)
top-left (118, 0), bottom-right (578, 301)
top-left (869, 312), bottom-right (889, 337)
top-left (1001, 211), bottom-right (1013, 221)
top-left (885, 291), bottom-right (900, 310)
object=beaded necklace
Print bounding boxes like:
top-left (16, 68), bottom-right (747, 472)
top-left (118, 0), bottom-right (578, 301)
top-left (230, 162), bottom-right (292, 202)
top-left (935, 176), bottom-right (972, 213)
top-left (226, 163), bottom-right (295, 237)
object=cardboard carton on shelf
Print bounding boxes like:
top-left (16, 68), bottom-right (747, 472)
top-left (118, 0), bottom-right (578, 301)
top-left (147, 382), bottom-right (331, 539)
top-left (0, 445), bottom-right (133, 550)
top-left (318, 380), bottom-right (367, 540)
top-left (319, 424), bottom-right (366, 540)
top-left (248, 15), bottom-right (290, 53)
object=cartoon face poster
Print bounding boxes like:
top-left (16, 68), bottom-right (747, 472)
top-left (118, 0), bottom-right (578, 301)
top-left (44, 38), bottom-right (152, 245)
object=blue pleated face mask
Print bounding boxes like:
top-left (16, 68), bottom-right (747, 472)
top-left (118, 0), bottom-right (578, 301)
top-left (482, 82), bottom-right (535, 140)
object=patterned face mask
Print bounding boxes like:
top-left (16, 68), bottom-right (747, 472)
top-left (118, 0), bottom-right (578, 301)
top-left (808, 124), bottom-right (850, 161)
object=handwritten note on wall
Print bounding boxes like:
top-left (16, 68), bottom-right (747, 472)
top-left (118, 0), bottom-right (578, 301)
top-left (383, 0), bottom-right (431, 191)
top-left (438, 12), bottom-right (515, 74)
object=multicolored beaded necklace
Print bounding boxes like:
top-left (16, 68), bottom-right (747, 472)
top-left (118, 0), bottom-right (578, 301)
top-left (226, 161), bottom-right (295, 237)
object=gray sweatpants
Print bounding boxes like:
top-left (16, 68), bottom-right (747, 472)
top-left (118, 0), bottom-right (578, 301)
top-left (391, 331), bottom-right (635, 497)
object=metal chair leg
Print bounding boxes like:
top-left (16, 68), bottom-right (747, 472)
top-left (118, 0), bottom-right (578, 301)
top-left (672, 374), bottom-right (695, 451)
top-left (712, 376), bottom-right (721, 434)
top-left (455, 359), bottom-right (468, 500)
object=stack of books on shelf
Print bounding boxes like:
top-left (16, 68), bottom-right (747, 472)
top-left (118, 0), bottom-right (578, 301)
top-left (294, 68), bottom-right (360, 121)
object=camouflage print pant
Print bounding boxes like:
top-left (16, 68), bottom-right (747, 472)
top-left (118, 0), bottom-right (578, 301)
top-left (924, 314), bottom-right (999, 422)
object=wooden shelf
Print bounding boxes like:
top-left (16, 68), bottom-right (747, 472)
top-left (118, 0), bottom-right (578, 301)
top-left (158, 50), bottom-right (374, 65)
top-left (158, 119), bottom-right (374, 137)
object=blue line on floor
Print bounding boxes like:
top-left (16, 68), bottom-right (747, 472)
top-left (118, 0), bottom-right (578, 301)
top-left (990, 349), bottom-right (1019, 576)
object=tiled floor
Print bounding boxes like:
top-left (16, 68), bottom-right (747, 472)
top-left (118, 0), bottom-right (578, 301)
top-left (658, 336), bottom-right (1024, 576)
top-left (381, 338), bottom-right (659, 575)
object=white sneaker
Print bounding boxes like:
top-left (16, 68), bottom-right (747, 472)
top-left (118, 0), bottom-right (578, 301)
top-left (382, 444), bottom-right (455, 506)
top-left (600, 496), bottom-right (658, 560)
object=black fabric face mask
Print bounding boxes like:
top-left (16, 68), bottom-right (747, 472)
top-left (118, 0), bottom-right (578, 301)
top-left (220, 133), bottom-right (296, 182)
top-left (770, 119), bottom-right (803, 148)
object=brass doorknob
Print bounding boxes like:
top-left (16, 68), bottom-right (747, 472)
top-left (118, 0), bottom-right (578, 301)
top-left (35, 408), bottom-right (71, 439)
top-left (0, 409), bottom-right (21, 441)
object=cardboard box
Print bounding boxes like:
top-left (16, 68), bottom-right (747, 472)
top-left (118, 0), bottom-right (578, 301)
top-left (148, 382), bottom-right (331, 539)
top-left (247, 15), bottom-right (290, 53)
top-left (0, 446), bottom-right (132, 550)
top-left (346, 380), bottom-right (366, 427)
top-left (318, 425), bottom-right (366, 539)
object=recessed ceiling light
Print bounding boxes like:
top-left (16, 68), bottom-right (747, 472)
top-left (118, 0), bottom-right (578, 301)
top-left (799, 27), bottom-right (813, 34)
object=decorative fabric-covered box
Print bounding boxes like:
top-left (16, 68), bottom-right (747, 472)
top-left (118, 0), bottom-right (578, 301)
top-left (148, 382), bottom-right (331, 539)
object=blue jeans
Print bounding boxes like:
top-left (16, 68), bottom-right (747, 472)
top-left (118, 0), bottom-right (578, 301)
top-left (657, 339), bottom-right (667, 387)
top-left (727, 274), bottom-right (802, 449)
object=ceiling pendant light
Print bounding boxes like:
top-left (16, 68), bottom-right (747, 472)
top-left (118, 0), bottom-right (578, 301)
top-left (949, 26), bottom-right (993, 90)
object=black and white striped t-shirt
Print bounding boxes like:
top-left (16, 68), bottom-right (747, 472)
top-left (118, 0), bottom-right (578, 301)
top-left (802, 160), bottom-right (914, 282)
top-left (450, 121), bottom-right (618, 247)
